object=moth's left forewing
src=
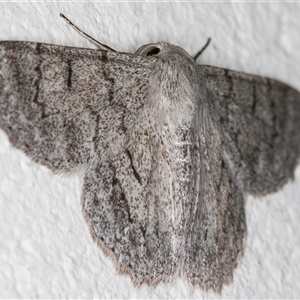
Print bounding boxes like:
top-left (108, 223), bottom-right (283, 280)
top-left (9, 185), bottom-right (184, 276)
top-left (0, 41), bottom-right (155, 172)
top-left (1, 40), bottom-right (183, 284)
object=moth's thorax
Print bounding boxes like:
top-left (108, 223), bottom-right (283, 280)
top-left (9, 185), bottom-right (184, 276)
top-left (145, 43), bottom-right (199, 127)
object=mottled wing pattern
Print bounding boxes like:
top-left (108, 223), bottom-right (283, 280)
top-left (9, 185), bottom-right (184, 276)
top-left (184, 108), bottom-right (246, 292)
top-left (0, 41), bottom-right (153, 172)
top-left (198, 65), bottom-right (300, 196)
top-left (2, 39), bottom-right (299, 292)
top-left (0, 41), bottom-right (184, 286)
top-left (82, 117), bottom-right (182, 285)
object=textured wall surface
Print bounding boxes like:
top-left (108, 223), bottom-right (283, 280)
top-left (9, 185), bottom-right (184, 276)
top-left (0, 2), bottom-right (300, 299)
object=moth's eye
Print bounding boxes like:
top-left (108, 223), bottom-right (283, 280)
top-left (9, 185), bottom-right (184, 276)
top-left (146, 47), bottom-right (160, 56)
top-left (135, 45), bottom-right (161, 57)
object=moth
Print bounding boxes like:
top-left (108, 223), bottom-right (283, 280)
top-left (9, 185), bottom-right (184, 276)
top-left (0, 15), bottom-right (299, 292)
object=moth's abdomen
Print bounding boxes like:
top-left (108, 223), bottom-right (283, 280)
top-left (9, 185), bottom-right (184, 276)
top-left (170, 126), bottom-right (194, 235)
top-left (173, 128), bottom-right (193, 190)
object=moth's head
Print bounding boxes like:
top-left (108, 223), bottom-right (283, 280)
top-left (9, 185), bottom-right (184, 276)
top-left (135, 42), bottom-right (195, 64)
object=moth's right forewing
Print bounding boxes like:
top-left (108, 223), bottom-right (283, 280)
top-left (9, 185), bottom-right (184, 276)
top-left (199, 65), bottom-right (300, 196)
top-left (184, 92), bottom-right (246, 292)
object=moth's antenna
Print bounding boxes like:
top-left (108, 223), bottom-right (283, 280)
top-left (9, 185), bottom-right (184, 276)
top-left (60, 13), bottom-right (116, 52)
top-left (193, 38), bottom-right (211, 61)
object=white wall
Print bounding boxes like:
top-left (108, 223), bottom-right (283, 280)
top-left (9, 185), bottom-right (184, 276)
top-left (0, 2), bottom-right (299, 298)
